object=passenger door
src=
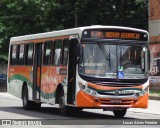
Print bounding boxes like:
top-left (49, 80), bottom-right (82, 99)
top-left (33, 43), bottom-right (42, 100)
top-left (67, 38), bottom-right (79, 104)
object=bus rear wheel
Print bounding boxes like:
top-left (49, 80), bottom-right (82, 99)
top-left (22, 86), bottom-right (41, 110)
top-left (113, 109), bottom-right (127, 118)
top-left (22, 86), bottom-right (32, 110)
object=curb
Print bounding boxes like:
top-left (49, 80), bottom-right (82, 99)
top-left (149, 96), bottom-right (160, 101)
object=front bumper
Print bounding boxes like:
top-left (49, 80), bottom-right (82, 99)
top-left (76, 90), bottom-right (148, 108)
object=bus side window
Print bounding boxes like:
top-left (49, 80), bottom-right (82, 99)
top-left (62, 39), bottom-right (69, 66)
top-left (53, 40), bottom-right (62, 66)
top-left (43, 41), bottom-right (52, 65)
top-left (18, 44), bottom-right (25, 65)
top-left (26, 43), bottom-right (34, 65)
top-left (10, 45), bottom-right (17, 65)
top-left (16, 45), bottom-right (20, 65)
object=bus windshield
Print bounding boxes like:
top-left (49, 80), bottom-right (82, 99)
top-left (79, 41), bottom-right (148, 79)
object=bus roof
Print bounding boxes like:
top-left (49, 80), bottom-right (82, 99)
top-left (10, 25), bottom-right (148, 43)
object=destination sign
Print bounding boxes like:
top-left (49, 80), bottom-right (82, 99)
top-left (91, 31), bottom-right (140, 39)
top-left (82, 29), bottom-right (148, 41)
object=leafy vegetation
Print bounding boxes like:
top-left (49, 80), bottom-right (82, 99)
top-left (0, 0), bottom-right (148, 63)
top-left (150, 90), bottom-right (160, 97)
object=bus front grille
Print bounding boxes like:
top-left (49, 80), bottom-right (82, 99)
top-left (97, 92), bottom-right (134, 96)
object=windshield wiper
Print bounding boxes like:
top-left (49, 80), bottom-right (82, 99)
top-left (119, 43), bottom-right (134, 66)
top-left (97, 42), bottom-right (111, 70)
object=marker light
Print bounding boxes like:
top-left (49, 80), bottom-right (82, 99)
top-left (143, 47), bottom-right (146, 52)
top-left (135, 93), bottom-right (140, 97)
top-left (144, 86), bottom-right (149, 93)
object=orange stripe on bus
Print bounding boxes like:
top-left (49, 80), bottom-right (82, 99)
top-left (87, 82), bottom-right (143, 91)
top-left (11, 35), bottom-right (70, 45)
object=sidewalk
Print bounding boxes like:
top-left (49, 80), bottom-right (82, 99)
top-left (128, 99), bottom-right (160, 115)
top-left (0, 92), bottom-right (20, 100)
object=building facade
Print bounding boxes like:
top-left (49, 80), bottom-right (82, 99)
top-left (149, 0), bottom-right (160, 87)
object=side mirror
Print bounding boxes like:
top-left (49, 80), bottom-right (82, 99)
top-left (76, 42), bottom-right (81, 58)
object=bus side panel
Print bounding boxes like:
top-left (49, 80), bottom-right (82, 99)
top-left (40, 66), bottom-right (67, 103)
top-left (8, 66), bottom-right (33, 99)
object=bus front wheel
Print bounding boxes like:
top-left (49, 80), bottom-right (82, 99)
top-left (113, 109), bottom-right (127, 118)
top-left (59, 91), bottom-right (71, 116)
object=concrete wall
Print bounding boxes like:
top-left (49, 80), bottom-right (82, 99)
top-left (149, 0), bottom-right (160, 91)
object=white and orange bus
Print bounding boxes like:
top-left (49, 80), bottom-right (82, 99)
top-left (7, 25), bottom-right (150, 118)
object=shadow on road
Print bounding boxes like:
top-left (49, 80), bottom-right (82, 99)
top-left (0, 105), bottom-right (135, 120)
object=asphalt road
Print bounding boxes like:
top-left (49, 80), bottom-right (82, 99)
top-left (0, 92), bottom-right (159, 128)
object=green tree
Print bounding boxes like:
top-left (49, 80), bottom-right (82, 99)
top-left (0, 0), bottom-right (148, 63)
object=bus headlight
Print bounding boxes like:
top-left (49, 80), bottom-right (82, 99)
top-left (78, 81), bottom-right (86, 90)
top-left (78, 81), bottom-right (97, 96)
top-left (79, 85), bottom-right (86, 90)
top-left (135, 93), bottom-right (140, 97)
top-left (136, 86), bottom-right (149, 97)
top-left (91, 91), bottom-right (97, 96)
top-left (86, 88), bottom-right (91, 93)
top-left (144, 86), bottom-right (149, 93)
top-left (85, 89), bottom-right (97, 96)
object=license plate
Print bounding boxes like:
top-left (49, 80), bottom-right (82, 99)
top-left (110, 99), bottom-right (121, 103)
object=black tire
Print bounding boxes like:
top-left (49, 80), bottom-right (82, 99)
top-left (59, 90), bottom-right (71, 116)
top-left (22, 86), bottom-right (41, 110)
top-left (33, 102), bottom-right (41, 110)
top-left (22, 86), bottom-right (33, 110)
top-left (74, 108), bottom-right (83, 111)
top-left (113, 109), bottom-right (127, 118)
